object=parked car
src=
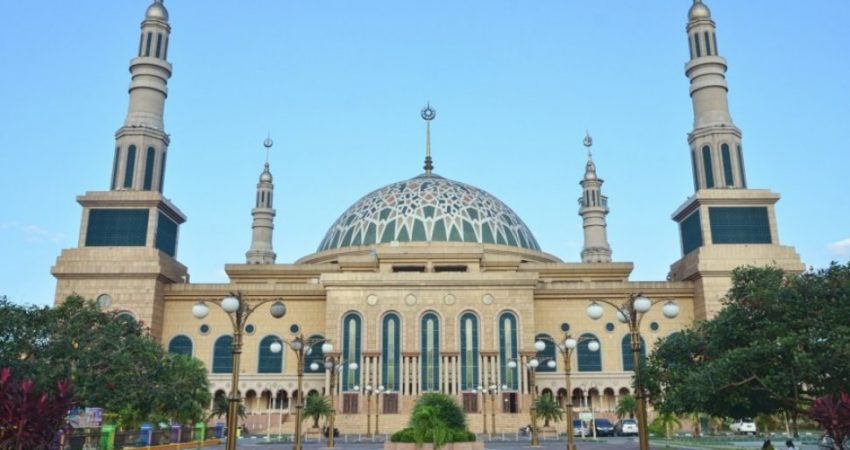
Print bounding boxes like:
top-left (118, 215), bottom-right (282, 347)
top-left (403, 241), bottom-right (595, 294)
top-left (594, 418), bottom-right (615, 436)
top-left (614, 419), bottom-right (639, 437)
top-left (729, 418), bottom-right (757, 435)
top-left (573, 419), bottom-right (589, 437)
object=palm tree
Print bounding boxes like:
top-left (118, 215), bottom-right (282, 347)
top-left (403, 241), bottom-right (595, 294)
top-left (411, 405), bottom-right (451, 449)
top-left (206, 395), bottom-right (247, 422)
top-left (303, 394), bottom-right (331, 429)
top-left (534, 395), bottom-right (564, 427)
top-left (655, 412), bottom-right (682, 438)
top-left (616, 395), bottom-right (637, 419)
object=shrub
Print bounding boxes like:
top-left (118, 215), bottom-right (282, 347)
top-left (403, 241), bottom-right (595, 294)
top-left (391, 427), bottom-right (416, 443)
top-left (410, 393), bottom-right (466, 431)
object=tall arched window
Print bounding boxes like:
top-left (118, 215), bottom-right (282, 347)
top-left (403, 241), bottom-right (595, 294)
top-left (534, 333), bottom-right (556, 372)
top-left (420, 312), bottom-right (440, 391)
top-left (305, 334), bottom-right (325, 374)
top-left (621, 334), bottom-right (647, 371)
top-left (702, 145), bottom-right (714, 188)
top-left (342, 313), bottom-right (361, 391)
top-left (143, 147), bottom-right (156, 190)
top-left (168, 335), bottom-right (192, 356)
top-left (737, 145), bottom-right (747, 188)
top-left (382, 314), bottom-right (401, 391)
top-left (498, 312), bottom-right (519, 390)
top-left (212, 335), bottom-right (233, 373)
top-left (459, 312), bottom-right (479, 390)
top-left (577, 333), bottom-right (602, 372)
top-left (721, 143), bottom-right (734, 186)
top-left (258, 335), bottom-right (283, 373)
top-left (158, 152), bottom-right (167, 192)
top-left (124, 145), bottom-right (137, 188)
top-left (111, 147), bottom-right (120, 190)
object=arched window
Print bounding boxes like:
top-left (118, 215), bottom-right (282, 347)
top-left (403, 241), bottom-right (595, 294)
top-left (621, 334), bottom-right (647, 372)
top-left (168, 335), bottom-right (192, 356)
top-left (155, 33), bottom-right (163, 58)
top-left (534, 333), bottom-right (556, 372)
top-left (305, 334), bottom-right (325, 374)
top-left (382, 314), bottom-right (401, 391)
top-left (145, 32), bottom-right (152, 57)
top-left (213, 336), bottom-right (233, 373)
top-left (459, 312), bottom-right (479, 390)
top-left (737, 145), bottom-right (747, 188)
top-left (690, 150), bottom-right (699, 191)
top-left (694, 33), bottom-right (701, 58)
top-left (702, 145), bottom-right (714, 188)
top-left (704, 31), bottom-right (712, 55)
top-left (258, 335), bottom-right (283, 373)
top-left (111, 147), bottom-right (120, 190)
top-left (577, 333), bottom-right (602, 372)
top-left (721, 143), bottom-right (734, 186)
top-left (143, 147), bottom-right (156, 190)
top-left (342, 313), bottom-right (361, 391)
top-left (420, 312), bottom-right (440, 391)
top-left (498, 312), bottom-right (518, 390)
top-left (158, 152), bottom-right (167, 192)
top-left (124, 145), bottom-right (137, 188)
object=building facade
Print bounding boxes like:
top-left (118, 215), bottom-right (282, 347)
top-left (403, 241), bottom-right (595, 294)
top-left (52, 0), bottom-right (803, 434)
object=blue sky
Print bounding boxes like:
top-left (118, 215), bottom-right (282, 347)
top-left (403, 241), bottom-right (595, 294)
top-left (1, 1), bottom-right (848, 307)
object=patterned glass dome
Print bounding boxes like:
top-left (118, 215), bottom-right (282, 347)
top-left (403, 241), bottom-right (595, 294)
top-left (318, 174), bottom-right (541, 252)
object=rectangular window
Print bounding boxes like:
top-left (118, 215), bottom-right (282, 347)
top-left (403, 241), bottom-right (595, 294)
top-left (382, 393), bottom-right (399, 414)
top-left (709, 207), bottom-right (772, 244)
top-left (155, 33), bottom-right (163, 58)
top-left (145, 32), bottom-right (152, 57)
top-left (680, 210), bottom-right (703, 255)
top-left (393, 265), bottom-right (426, 272)
top-left (85, 209), bottom-right (149, 247)
top-left (462, 393), bottom-right (479, 413)
top-left (155, 212), bottom-right (178, 257)
top-left (713, 33), bottom-right (718, 55)
top-left (434, 265), bottom-right (467, 272)
top-left (704, 31), bottom-right (712, 55)
top-left (342, 393), bottom-right (359, 414)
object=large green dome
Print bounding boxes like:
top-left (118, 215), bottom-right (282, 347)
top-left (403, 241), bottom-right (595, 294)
top-left (317, 174), bottom-right (541, 252)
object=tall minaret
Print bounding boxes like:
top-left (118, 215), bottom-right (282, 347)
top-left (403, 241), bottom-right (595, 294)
top-left (112, 0), bottom-right (173, 192)
top-left (578, 133), bottom-right (612, 263)
top-left (685, 0), bottom-right (746, 191)
top-left (53, 0), bottom-right (187, 340)
top-left (245, 138), bottom-right (277, 264)
top-left (669, 0), bottom-right (802, 320)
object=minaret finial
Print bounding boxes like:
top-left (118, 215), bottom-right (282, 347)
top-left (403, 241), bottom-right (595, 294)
top-left (263, 134), bottom-right (273, 164)
top-left (421, 103), bottom-right (436, 176)
top-left (583, 131), bottom-right (593, 160)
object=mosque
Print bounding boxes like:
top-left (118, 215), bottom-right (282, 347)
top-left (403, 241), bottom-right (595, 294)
top-left (51, 0), bottom-right (804, 434)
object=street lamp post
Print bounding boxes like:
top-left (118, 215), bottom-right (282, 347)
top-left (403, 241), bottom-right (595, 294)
top-left (192, 293), bottom-right (287, 450)
top-left (474, 385), bottom-right (487, 436)
top-left (309, 344), bottom-right (358, 449)
top-left (476, 380), bottom-right (499, 438)
top-left (586, 294), bottom-right (680, 450)
top-left (374, 385), bottom-right (386, 436)
top-left (270, 334), bottom-right (324, 450)
top-left (534, 334), bottom-right (600, 450)
top-left (512, 357), bottom-right (553, 447)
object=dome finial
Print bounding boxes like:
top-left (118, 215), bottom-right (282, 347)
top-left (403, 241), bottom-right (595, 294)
top-left (688, 0), bottom-right (711, 20)
top-left (583, 131), bottom-right (597, 179)
top-left (263, 133), bottom-right (273, 164)
top-left (421, 103), bottom-right (436, 176)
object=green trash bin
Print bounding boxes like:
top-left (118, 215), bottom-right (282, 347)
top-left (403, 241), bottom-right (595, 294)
top-left (195, 422), bottom-right (206, 442)
top-left (99, 424), bottom-right (115, 450)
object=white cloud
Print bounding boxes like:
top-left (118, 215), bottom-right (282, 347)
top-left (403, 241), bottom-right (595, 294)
top-left (828, 238), bottom-right (850, 257)
top-left (1, 221), bottom-right (64, 244)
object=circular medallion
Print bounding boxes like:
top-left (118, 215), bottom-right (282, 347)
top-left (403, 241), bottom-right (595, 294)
top-left (404, 294), bottom-right (418, 306)
top-left (421, 104), bottom-right (436, 121)
top-left (366, 294), bottom-right (379, 306)
top-left (444, 294), bottom-right (456, 305)
top-left (96, 293), bottom-right (112, 309)
top-left (482, 294), bottom-right (494, 305)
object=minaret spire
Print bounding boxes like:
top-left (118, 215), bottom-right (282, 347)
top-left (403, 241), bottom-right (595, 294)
top-left (685, 0), bottom-right (747, 191)
top-left (109, 0), bottom-right (172, 192)
top-left (246, 138), bottom-right (278, 264)
top-left (578, 133), bottom-right (612, 263)
top-left (421, 103), bottom-right (436, 176)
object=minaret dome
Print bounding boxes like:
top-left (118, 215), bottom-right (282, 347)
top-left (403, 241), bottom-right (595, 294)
top-left (688, 0), bottom-right (710, 21)
top-left (146, 1), bottom-right (168, 21)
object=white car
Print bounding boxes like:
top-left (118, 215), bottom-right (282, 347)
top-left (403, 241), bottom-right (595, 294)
top-left (730, 419), bottom-right (757, 435)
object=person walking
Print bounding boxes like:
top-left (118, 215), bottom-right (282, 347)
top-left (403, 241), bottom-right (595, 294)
top-left (785, 439), bottom-right (797, 450)
top-left (762, 439), bottom-right (776, 450)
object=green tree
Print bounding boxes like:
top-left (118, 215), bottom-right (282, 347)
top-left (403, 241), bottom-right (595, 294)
top-left (206, 394), bottom-right (247, 422)
top-left (410, 393), bottom-right (466, 431)
top-left (0, 295), bottom-right (211, 428)
top-left (616, 394), bottom-right (637, 419)
top-left (645, 264), bottom-right (850, 433)
top-left (411, 405), bottom-right (451, 450)
top-left (649, 412), bottom-right (681, 438)
top-left (533, 394), bottom-right (563, 427)
top-left (303, 393), bottom-right (331, 428)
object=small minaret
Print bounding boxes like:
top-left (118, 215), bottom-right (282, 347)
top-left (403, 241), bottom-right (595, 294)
top-left (421, 103), bottom-right (436, 176)
top-left (685, 0), bottom-right (747, 191)
top-left (111, 0), bottom-right (173, 192)
top-left (246, 138), bottom-right (277, 264)
top-left (578, 133), bottom-right (612, 263)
